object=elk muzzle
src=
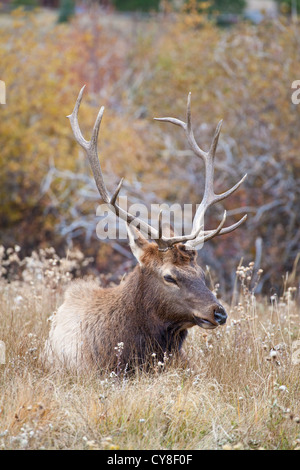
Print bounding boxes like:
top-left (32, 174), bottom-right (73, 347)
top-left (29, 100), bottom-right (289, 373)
top-left (193, 303), bottom-right (227, 329)
top-left (213, 305), bottom-right (227, 325)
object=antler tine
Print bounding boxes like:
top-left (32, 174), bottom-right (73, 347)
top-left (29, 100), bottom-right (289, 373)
top-left (158, 224), bottom-right (204, 251)
top-left (156, 209), bottom-right (207, 251)
top-left (187, 213), bottom-right (248, 249)
top-left (203, 210), bottom-right (227, 243)
top-left (67, 85), bottom-right (87, 147)
top-left (211, 214), bottom-right (248, 237)
top-left (215, 173), bottom-right (248, 204)
top-left (158, 210), bottom-right (163, 240)
top-left (68, 87), bottom-right (159, 239)
top-left (155, 92), bottom-right (247, 249)
top-left (154, 92), bottom-right (207, 162)
top-left (208, 119), bottom-right (223, 160)
top-left (189, 117), bottom-right (247, 242)
top-left (67, 85), bottom-right (110, 204)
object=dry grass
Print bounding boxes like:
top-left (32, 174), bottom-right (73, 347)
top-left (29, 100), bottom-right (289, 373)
top-left (0, 247), bottom-right (299, 450)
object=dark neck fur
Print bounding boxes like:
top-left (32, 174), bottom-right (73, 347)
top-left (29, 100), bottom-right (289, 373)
top-left (120, 266), bottom-right (188, 360)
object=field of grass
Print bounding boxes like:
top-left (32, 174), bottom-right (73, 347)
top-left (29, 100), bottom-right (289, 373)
top-left (1, 4), bottom-right (300, 452)
top-left (0, 246), bottom-right (299, 450)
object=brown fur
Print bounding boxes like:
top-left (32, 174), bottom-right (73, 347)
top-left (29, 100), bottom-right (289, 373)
top-left (44, 238), bottom-right (226, 373)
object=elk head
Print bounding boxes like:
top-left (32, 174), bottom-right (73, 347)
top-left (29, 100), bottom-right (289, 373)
top-left (127, 226), bottom-right (227, 330)
top-left (67, 87), bottom-right (247, 330)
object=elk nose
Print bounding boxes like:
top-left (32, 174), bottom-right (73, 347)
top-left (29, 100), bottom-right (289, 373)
top-left (214, 305), bottom-right (227, 325)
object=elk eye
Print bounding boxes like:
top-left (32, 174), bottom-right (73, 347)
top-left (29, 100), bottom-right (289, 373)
top-left (163, 275), bottom-right (178, 285)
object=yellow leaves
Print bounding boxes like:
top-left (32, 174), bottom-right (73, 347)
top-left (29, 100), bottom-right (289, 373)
top-left (0, 11), bottom-right (125, 247)
top-left (6, 160), bottom-right (20, 174)
top-left (200, 1), bottom-right (213, 9)
top-left (179, 0), bottom-right (213, 29)
top-left (280, 2), bottom-right (291, 14)
top-left (10, 6), bottom-right (26, 17)
top-left (82, 31), bottom-right (94, 47)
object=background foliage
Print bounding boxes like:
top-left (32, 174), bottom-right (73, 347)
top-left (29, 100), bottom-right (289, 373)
top-left (0, 5), bottom-right (300, 293)
top-left (111, 0), bottom-right (246, 14)
top-left (112, 0), bottom-right (160, 12)
top-left (275, 0), bottom-right (300, 13)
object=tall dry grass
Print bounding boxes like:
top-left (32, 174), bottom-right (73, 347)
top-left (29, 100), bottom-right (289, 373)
top-left (0, 246), bottom-right (299, 450)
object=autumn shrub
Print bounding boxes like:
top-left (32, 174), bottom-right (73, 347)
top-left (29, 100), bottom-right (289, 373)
top-left (0, 9), bottom-right (155, 255)
top-left (275, 0), bottom-right (300, 14)
top-left (1, 8), bottom-right (300, 293)
top-left (184, 0), bottom-right (246, 15)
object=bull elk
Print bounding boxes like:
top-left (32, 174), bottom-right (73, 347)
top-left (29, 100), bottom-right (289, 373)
top-left (44, 87), bottom-right (247, 371)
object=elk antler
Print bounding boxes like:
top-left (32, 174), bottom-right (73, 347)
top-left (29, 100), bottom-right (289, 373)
top-left (67, 86), bottom-right (203, 251)
top-left (154, 92), bottom-right (247, 249)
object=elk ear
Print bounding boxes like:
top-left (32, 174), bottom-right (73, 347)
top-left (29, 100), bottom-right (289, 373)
top-left (127, 224), bottom-right (150, 265)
